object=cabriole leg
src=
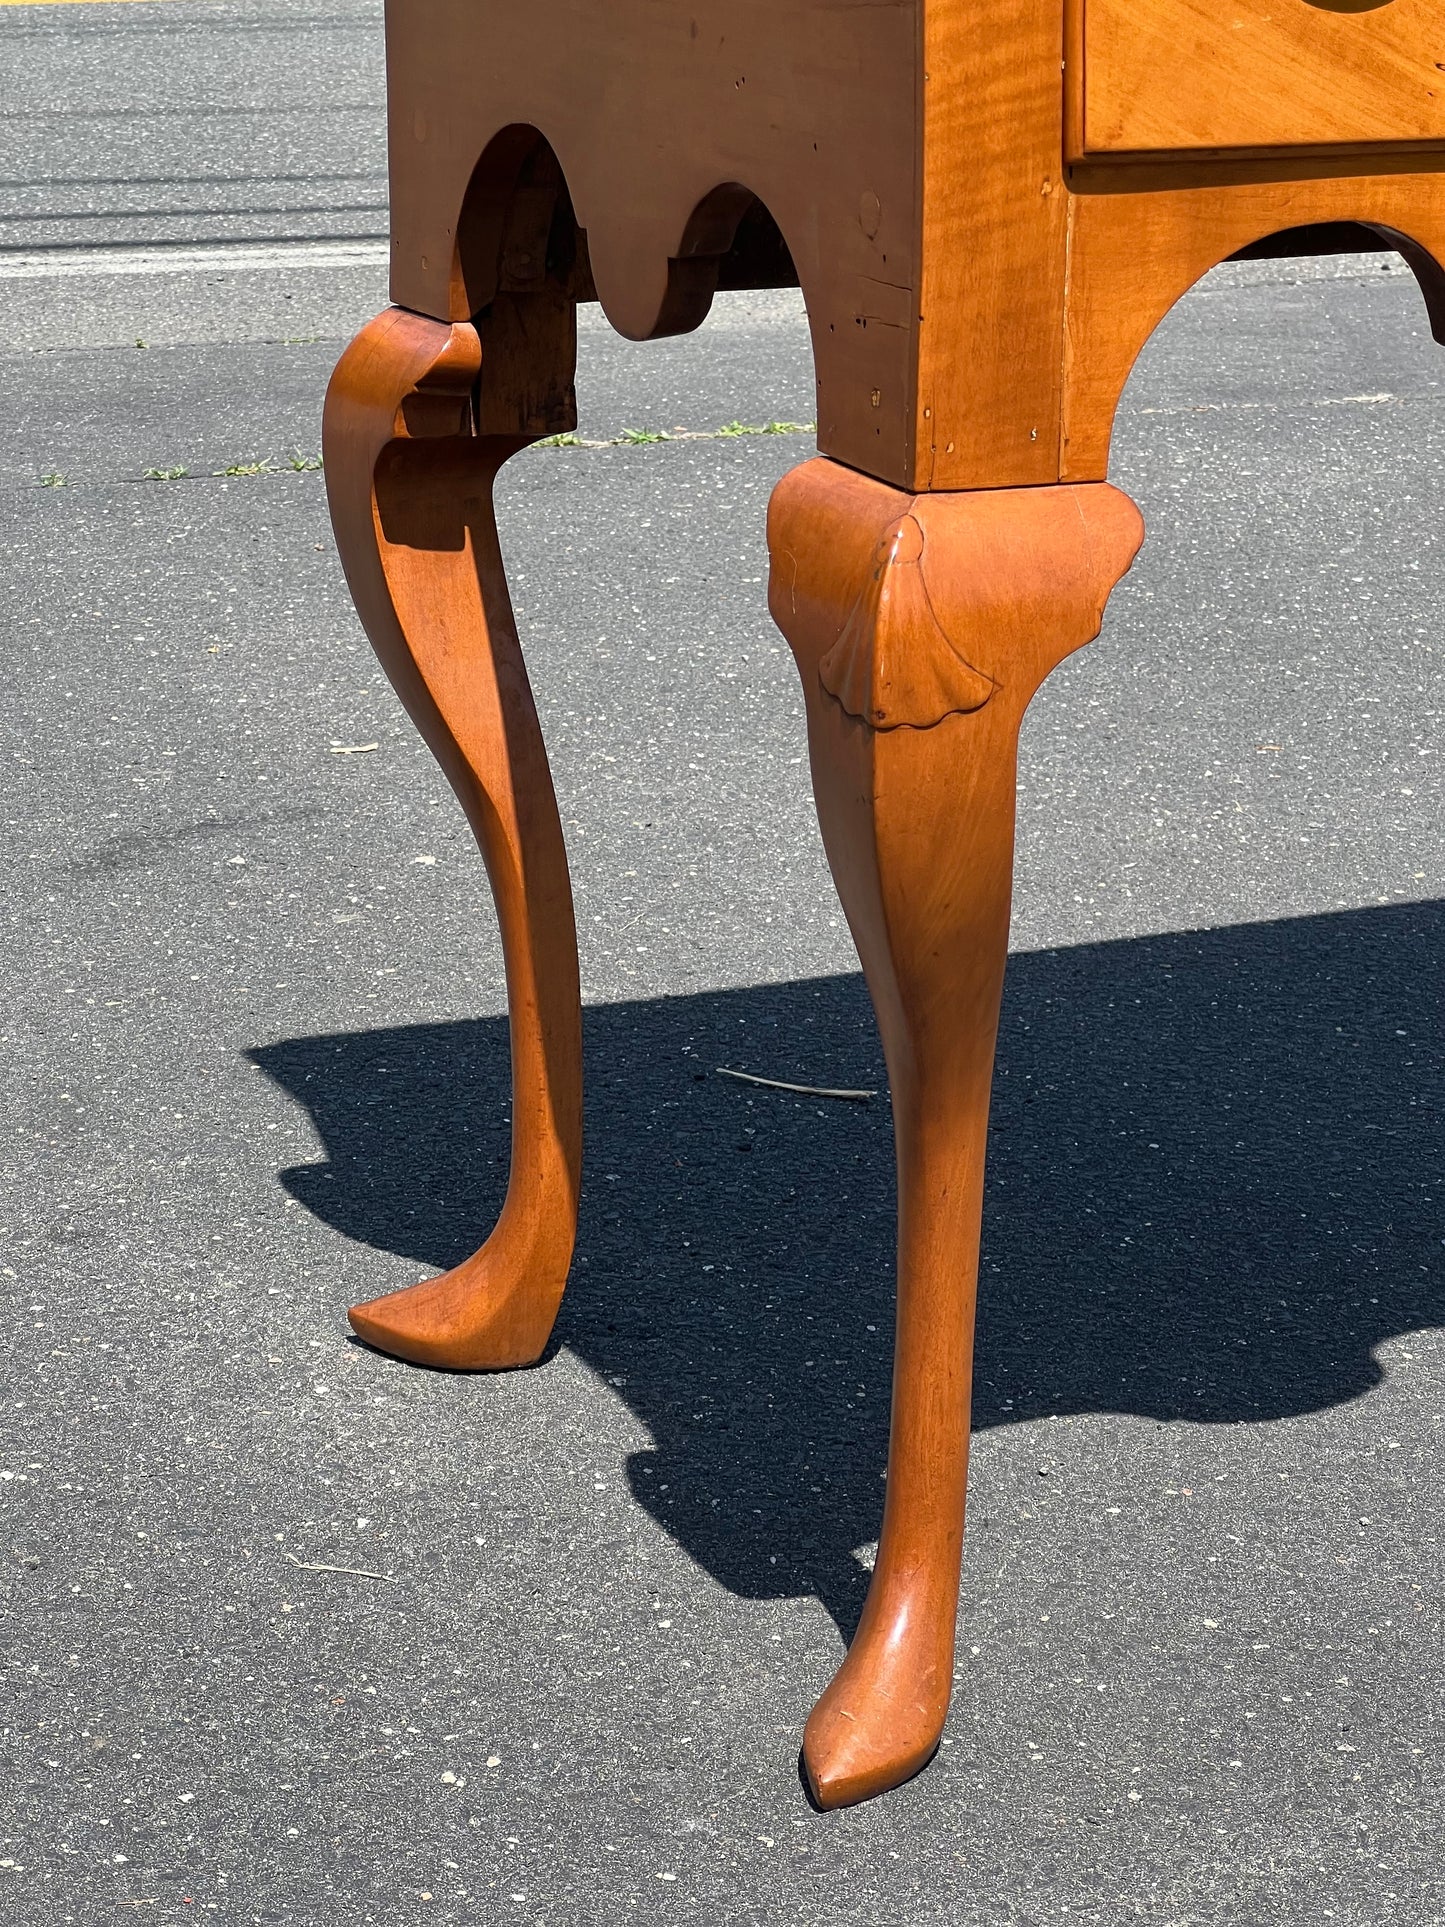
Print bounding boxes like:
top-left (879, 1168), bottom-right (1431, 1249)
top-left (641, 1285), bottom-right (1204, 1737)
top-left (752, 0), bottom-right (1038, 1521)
top-left (321, 306), bottom-right (581, 1370)
top-left (767, 459), bottom-right (1144, 1806)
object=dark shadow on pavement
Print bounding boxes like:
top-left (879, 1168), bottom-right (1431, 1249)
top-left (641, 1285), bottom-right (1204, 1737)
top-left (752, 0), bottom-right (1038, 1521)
top-left (250, 901), bottom-right (1444, 1640)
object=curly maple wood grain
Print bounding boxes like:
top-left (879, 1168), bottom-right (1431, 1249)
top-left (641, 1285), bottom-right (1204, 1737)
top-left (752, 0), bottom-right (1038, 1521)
top-left (768, 459), bottom-right (1144, 1807)
top-left (1076, 0), bottom-right (1443, 154)
top-left (322, 307), bottom-right (581, 1369)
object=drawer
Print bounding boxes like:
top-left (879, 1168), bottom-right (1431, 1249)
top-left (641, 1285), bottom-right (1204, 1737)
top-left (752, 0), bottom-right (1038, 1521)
top-left (1073, 0), bottom-right (1445, 155)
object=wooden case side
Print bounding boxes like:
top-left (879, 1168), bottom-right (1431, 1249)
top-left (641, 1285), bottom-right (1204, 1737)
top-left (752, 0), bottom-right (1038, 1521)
top-left (382, 0), bottom-right (924, 487)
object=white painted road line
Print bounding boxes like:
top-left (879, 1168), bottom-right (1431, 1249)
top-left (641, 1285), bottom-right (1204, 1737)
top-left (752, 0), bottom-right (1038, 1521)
top-left (0, 238), bottom-right (389, 280)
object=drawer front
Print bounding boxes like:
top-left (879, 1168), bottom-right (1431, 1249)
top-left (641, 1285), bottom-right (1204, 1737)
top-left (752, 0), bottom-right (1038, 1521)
top-left (1077, 0), bottom-right (1445, 154)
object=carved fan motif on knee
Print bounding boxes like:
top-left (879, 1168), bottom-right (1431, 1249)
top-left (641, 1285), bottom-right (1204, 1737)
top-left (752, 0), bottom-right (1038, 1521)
top-left (819, 513), bottom-right (997, 731)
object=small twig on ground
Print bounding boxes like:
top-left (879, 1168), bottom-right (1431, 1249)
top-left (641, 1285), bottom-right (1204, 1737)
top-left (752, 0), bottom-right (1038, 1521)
top-left (716, 1066), bottom-right (875, 1101)
top-left (283, 1552), bottom-right (394, 1582)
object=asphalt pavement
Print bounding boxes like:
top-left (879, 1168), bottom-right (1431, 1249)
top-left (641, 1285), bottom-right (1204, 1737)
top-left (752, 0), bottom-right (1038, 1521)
top-left (0, 3), bottom-right (1442, 1923)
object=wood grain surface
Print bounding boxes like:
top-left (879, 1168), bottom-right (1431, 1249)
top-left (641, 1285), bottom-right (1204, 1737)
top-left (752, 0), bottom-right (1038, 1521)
top-left (377, 0), bottom-right (1445, 489)
top-left (768, 458), bottom-right (1144, 1805)
top-left (1076, 0), bottom-right (1445, 155)
top-left (1062, 167), bottom-right (1445, 477)
top-left (323, 308), bottom-right (583, 1369)
top-left (385, 0), bottom-right (919, 480)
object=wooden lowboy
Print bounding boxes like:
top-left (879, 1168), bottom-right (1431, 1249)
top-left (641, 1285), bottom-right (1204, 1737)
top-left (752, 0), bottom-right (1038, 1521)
top-left (321, 0), bottom-right (1445, 1806)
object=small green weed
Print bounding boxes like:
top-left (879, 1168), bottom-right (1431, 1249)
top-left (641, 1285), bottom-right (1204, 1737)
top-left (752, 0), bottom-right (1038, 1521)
top-left (40, 472), bottom-right (66, 488)
top-left (144, 465), bottom-right (189, 482)
top-left (286, 450), bottom-right (323, 472)
top-left (216, 458), bottom-right (273, 478)
top-left (531, 419), bottom-right (817, 453)
top-left (720, 419), bottom-right (813, 437)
